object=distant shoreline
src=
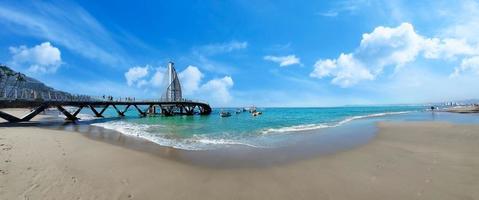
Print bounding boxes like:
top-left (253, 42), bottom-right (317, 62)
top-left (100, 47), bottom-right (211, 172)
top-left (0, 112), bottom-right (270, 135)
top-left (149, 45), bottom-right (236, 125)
top-left (443, 105), bottom-right (479, 113)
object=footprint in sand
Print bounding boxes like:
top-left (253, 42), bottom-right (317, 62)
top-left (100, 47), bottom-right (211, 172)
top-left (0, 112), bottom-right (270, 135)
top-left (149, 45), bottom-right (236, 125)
top-left (0, 169), bottom-right (8, 175)
top-left (1, 144), bottom-right (12, 151)
top-left (121, 179), bottom-right (130, 186)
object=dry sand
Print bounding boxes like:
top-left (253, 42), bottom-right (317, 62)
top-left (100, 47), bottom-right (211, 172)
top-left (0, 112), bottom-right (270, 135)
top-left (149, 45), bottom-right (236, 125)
top-left (1, 120), bottom-right (478, 199)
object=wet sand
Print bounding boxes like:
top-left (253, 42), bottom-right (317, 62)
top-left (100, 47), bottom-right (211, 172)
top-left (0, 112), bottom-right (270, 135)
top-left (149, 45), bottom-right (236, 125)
top-left (1, 112), bottom-right (478, 199)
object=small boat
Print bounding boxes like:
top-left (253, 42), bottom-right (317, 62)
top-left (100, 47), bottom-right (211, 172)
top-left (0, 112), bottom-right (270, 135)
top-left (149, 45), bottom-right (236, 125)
top-left (249, 106), bottom-right (257, 113)
top-left (252, 111), bottom-right (262, 117)
top-left (235, 109), bottom-right (241, 114)
top-left (220, 111), bottom-right (232, 117)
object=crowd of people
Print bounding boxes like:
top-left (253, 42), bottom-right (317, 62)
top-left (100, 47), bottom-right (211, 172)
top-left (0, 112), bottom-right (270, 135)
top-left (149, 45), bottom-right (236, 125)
top-left (101, 95), bottom-right (135, 102)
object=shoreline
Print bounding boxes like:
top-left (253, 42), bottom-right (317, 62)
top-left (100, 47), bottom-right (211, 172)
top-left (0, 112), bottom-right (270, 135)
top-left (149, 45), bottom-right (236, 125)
top-left (443, 105), bottom-right (479, 113)
top-left (2, 108), bottom-right (479, 167)
top-left (1, 118), bottom-right (478, 199)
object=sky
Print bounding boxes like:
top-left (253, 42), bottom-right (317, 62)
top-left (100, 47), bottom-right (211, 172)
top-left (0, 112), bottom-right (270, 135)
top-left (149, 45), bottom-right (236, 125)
top-left (1, 0), bottom-right (479, 107)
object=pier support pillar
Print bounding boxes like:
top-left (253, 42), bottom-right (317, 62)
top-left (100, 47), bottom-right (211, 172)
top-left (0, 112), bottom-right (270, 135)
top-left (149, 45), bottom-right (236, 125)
top-left (0, 111), bottom-right (21, 123)
top-left (112, 105), bottom-right (130, 117)
top-left (148, 105), bottom-right (157, 115)
top-left (21, 105), bottom-right (48, 122)
top-left (98, 105), bottom-right (110, 117)
top-left (133, 105), bottom-right (147, 117)
top-left (0, 106), bottom-right (47, 123)
top-left (56, 105), bottom-right (80, 121)
top-left (89, 105), bottom-right (103, 117)
top-left (183, 105), bottom-right (195, 115)
top-left (161, 106), bottom-right (174, 116)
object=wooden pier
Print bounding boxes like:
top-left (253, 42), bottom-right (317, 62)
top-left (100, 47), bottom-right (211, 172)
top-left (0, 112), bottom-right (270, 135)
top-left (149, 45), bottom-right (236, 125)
top-left (0, 99), bottom-right (212, 123)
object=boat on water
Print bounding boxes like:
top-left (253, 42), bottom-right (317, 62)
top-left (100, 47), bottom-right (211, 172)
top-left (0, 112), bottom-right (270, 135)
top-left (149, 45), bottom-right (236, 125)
top-left (220, 111), bottom-right (232, 117)
top-left (235, 109), bottom-right (242, 114)
top-left (252, 111), bottom-right (262, 117)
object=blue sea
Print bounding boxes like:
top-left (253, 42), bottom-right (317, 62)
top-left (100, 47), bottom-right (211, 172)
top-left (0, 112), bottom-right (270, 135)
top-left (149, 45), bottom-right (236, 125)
top-left (88, 106), bottom-right (428, 150)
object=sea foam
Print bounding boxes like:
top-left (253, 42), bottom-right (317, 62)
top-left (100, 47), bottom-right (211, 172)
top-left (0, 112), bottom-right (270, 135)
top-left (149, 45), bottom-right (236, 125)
top-left (92, 110), bottom-right (414, 150)
top-left (260, 111), bottom-right (411, 135)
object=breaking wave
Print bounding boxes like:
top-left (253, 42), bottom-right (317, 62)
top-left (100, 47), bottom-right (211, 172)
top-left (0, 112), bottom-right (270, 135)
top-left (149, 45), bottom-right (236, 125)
top-left (260, 111), bottom-right (411, 135)
top-left (92, 110), bottom-right (412, 150)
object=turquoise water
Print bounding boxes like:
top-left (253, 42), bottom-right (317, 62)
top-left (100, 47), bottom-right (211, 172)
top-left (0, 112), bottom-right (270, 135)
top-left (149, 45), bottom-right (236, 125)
top-left (89, 106), bottom-right (426, 150)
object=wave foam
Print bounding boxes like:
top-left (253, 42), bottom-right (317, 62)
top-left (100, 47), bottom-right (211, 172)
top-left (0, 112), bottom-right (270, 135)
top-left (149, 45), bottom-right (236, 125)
top-left (92, 121), bottom-right (260, 150)
top-left (261, 111), bottom-right (411, 135)
top-left (92, 111), bottom-right (412, 150)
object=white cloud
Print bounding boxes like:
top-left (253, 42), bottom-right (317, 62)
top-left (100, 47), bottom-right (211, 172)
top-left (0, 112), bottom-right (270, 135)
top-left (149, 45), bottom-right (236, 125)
top-left (0, 1), bottom-right (127, 65)
top-left (264, 55), bottom-right (301, 67)
top-left (125, 66), bottom-right (149, 86)
top-left (150, 67), bottom-right (167, 88)
top-left (422, 38), bottom-right (476, 60)
top-left (316, 11), bottom-right (338, 17)
top-left (311, 22), bottom-right (479, 87)
top-left (197, 41), bottom-right (248, 55)
top-left (310, 53), bottom-right (373, 87)
top-left (452, 56), bottom-right (479, 77)
top-left (200, 76), bottom-right (234, 104)
top-left (178, 65), bottom-right (203, 95)
top-left (177, 66), bottom-right (234, 105)
top-left (357, 23), bottom-right (423, 70)
top-left (317, 0), bottom-right (371, 17)
top-left (9, 42), bottom-right (62, 74)
top-left (440, 0), bottom-right (479, 43)
top-left (123, 64), bottom-right (235, 106)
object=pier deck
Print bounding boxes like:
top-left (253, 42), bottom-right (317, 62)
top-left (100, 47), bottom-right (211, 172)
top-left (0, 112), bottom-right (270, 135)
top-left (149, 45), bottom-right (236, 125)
top-left (0, 99), bottom-right (212, 123)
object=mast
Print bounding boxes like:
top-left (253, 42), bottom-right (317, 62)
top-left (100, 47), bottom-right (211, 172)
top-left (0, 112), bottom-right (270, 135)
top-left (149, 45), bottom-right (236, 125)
top-left (167, 62), bottom-right (173, 99)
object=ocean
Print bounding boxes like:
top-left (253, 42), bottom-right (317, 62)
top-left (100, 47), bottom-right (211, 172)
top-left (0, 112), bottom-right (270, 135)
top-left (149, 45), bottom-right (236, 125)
top-left (89, 106), bottom-right (427, 150)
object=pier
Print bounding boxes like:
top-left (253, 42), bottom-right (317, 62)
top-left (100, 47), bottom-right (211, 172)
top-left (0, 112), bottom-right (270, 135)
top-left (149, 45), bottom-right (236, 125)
top-left (0, 61), bottom-right (212, 123)
top-left (0, 99), bottom-right (212, 123)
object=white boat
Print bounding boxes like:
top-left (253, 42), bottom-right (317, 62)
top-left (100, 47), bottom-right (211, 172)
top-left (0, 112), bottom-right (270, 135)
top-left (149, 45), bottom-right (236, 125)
top-left (220, 111), bottom-right (232, 117)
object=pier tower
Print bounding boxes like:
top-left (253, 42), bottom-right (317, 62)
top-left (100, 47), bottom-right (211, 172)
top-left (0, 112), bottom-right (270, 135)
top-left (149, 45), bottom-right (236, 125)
top-left (161, 62), bottom-right (182, 102)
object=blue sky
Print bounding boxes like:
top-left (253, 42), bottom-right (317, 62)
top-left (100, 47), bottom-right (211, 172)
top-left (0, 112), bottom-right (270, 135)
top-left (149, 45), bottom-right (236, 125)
top-left (1, 0), bottom-right (479, 107)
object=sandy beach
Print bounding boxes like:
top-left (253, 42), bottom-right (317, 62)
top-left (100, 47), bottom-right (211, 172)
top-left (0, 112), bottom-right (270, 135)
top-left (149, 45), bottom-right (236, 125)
top-left (1, 113), bottom-right (478, 199)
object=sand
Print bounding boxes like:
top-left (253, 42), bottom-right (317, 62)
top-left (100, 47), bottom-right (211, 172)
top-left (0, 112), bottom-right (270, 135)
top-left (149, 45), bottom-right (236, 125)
top-left (1, 120), bottom-right (479, 199)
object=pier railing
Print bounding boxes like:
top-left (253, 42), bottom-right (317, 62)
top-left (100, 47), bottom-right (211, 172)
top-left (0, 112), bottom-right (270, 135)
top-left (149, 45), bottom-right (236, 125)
top-left (0, 92), bottom-right (208, 104)
top-left (0, 95), bottom-right (212, 123)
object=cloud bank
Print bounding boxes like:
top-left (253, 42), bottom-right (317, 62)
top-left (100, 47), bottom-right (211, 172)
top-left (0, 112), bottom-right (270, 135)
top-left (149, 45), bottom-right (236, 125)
top-left (310, 22), bottom-right (479, 87)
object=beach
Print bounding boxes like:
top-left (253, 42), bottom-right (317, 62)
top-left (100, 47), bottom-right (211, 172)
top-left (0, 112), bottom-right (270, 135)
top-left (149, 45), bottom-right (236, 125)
top-left (1, 111), bottom-right (478, 199)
